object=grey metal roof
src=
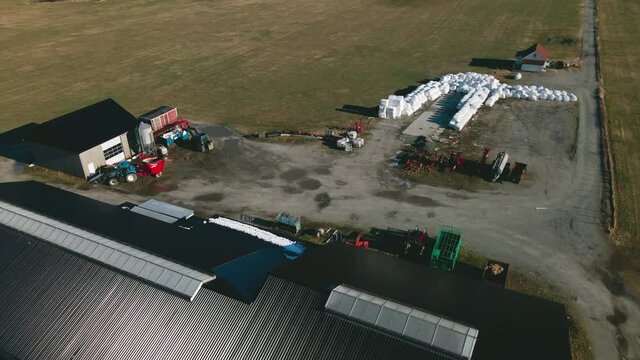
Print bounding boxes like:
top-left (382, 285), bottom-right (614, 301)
top-left (326, 285), bottom-right (479, 359)
top-left (129, 205), bottom-right (180, 224)
top-left (0, 231), bottom-right (458, 360)
top-left (137, 199), bottom-right (194, 220)
top-left (0, 200), bottom-right (214, 300)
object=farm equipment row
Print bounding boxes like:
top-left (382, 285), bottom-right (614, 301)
top-left (400, 147), bottom-right (527, 183)
top-left (139, 106), bottom-right (214, 153)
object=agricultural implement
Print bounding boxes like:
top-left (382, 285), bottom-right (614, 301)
top-left (140, 106), bottom-right (214, 152)
top-left (88, 154), bottom-right (165, 186)
top-left (489, 151), bottom-right (509, 182)
top-left (430, 225), bottom-right (462, 272)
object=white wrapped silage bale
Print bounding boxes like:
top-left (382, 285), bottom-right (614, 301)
top-left (570, 94), bottom-right (578, 101)
top-left (485, 94), bottom-right (500, 107)
top-left (562, 95), bottom-right (570, 102)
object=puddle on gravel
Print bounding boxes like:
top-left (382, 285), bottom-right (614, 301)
top-left (606, 307), bottom-right (628, 326)
top-left (280, 168), bottom-right (307, 182)
top-left (375, 190), bottom-right (442, 207)
top-left (314, 166), bottom-right (332, 175)
top-left (597, 267), bottom-right (627, 296)
top-left (135, 182), bottom-right (178, 196)
top-left (282, 185), bottom-right (304, 194)
top-left (298, 178), bottom-right (322, 190)
top-left (315, 192), bottom-right (331, 209)
top-left (194, 192), bottom-right (225, 202)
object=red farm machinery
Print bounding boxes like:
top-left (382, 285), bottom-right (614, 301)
top-left (139, 106), bottom-right (214, 153)
top-left (88, 153), bottom-right (165, 186)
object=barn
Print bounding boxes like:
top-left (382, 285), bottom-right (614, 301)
top-left (28, 98), bottom-right (139, 178)
top-left (514, 43), bottom-right (550, 72)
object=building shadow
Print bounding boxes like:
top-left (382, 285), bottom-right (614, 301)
top-left (469, 58), bottom-right (515, 69)
top-left (335, 105), bottom-right (378, 117)
top-left (0, 123), bottom-right (39, 164)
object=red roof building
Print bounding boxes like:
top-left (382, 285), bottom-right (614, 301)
top-left (514, 43), bottom-right (550, 72)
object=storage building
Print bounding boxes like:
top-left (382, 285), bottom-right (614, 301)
top-left (0, 181), bottom-right (572, 360)
top-left (514, 43), bottom-right (550, 72)
top-left (28, 98), bottom-right (139, 178)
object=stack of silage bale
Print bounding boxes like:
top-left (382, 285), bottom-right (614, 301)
top-left (378, 72), bottom-right (578, 130)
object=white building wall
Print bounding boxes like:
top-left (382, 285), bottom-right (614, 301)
top-left (521, 64), bottom-right (545, 72)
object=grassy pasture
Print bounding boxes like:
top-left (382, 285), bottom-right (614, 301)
top-left (598, 0), bottom-right (640, 288)
top-left (0, 0), bottom-right (580, 133)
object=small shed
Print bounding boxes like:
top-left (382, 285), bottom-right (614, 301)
top-left (28, 99), bottom-right (139, 178)
top-left (514, 43), bottom-right (550, 72)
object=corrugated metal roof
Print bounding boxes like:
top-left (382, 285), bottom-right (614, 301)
top-left (0, 181), bottom-right (279, 273)
top-left (0, 200), bottom-right (214, 301)
top-left (274, 243), bottom-right (572, 360)
top-left (326, 285), bottom-right (479, 359)
top-left (0, 232), bottom-right (457, 360)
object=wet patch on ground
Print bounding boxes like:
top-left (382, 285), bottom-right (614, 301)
top-left (298, 178), bottom-right (322, 190)
top-left (315, 192), bottom-right (331, 209)
top-left (314, 166), bottom-right (332, 175)
top-left (194, 192), bottom-right (225, 202)
top-left (606, 307), bottom-right (628, 326)
top-left (428, 211), bottom-right (436, 218)
top-left (598, 267), bottom-right (627, 296)
top-left (280, 168), bottom-right (307, 182)
top-left (135, 182), bottom-right (179, 196)
top-left (375, 190), bottom-right (442, 207)
top-left (282, 185), bottom-right (304, 194)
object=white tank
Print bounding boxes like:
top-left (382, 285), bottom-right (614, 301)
top-left (137, 121), bottom-right (155, 154)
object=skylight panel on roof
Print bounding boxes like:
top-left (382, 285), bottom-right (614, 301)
top-left (0, 200), bottom-right (214, 301)
top-left (325, 284), bottom-right (479, 359)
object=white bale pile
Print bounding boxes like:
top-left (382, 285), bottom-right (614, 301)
top-left (378, 71), bottom-right (578, 131)
top-left (208, 217), bottom-right (295, 247)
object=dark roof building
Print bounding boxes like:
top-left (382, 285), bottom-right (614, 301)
top-left (29, 99), bottom-right (139, 154)
top-left (0, 181), bottom-right (572, 360)
top-left (26, 99), bottom-right (140, 178)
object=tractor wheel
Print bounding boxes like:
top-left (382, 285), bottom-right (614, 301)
top-left (107, 178), bottom-right (119, 186)
top-left (125, 173), bottom-right (138, 183)
top-left (154, 172), bottom-right (163, 178)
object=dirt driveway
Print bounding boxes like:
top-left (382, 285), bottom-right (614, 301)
top-left (0, 0), bottom-right (636, 358)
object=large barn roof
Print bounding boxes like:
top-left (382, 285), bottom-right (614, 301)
top-left (274, 243), bottom-right (572, 360)
top-left (0, 181), bottom-right (572, 360)
top-left (28, 98), bottom-right (139, 153)
top-left (0, 228), bottom-right (457, 360)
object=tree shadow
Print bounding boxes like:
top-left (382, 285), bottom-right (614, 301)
top-left (469, 58), bottom-right (515, 69)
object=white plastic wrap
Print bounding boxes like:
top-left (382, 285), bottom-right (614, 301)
top-left (208, 217), bottom-right (295, 247)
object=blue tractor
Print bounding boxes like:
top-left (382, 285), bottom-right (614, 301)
top-left (88, 161), bottom-right (138, 186)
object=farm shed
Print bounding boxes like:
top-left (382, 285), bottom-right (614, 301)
top-left (28, 98), bottom-right (139, 178)
top-left (0, 180), bottom-right (573, 360)
top-left (514, 43), bottom-right (550, 72)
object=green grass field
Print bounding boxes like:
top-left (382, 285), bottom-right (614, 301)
top-left (0, 0), bottom-right (580, 133)
top-left (599, 0), bottom-right (640, 292)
